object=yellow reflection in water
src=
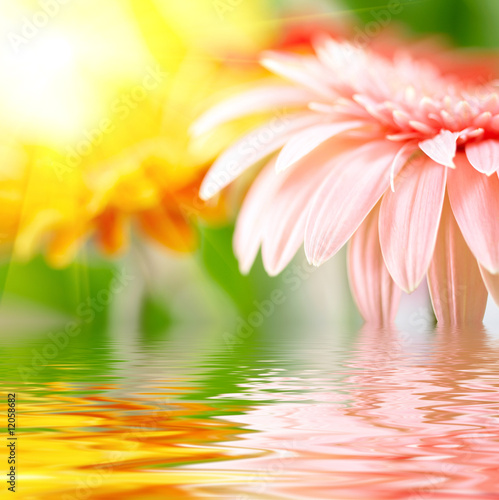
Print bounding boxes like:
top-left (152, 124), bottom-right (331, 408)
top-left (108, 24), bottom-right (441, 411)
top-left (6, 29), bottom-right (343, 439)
top-left (14, 383), bottom-right (253, 499)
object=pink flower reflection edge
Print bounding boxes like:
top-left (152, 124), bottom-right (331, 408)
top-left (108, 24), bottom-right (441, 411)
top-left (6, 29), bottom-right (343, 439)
top-left (193, 37), bottom-right (499, 326)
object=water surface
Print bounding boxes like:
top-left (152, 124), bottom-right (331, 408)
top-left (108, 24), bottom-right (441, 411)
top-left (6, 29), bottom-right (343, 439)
top-left (2, 324), bottom-right (499, 499)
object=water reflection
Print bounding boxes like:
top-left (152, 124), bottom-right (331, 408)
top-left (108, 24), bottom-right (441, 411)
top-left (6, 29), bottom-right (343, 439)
top-left (2, 324), bottom-right (499, 499)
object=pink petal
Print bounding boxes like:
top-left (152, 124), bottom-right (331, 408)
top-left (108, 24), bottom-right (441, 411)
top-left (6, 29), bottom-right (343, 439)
top-left (479, 266), bottom-right (499, 306)
top-left (388, 141), bottom-right (418, 191)
top-left (419, 130), bottom-right (460, 167)
top-left (379, 157), bottom-right (447, 293)
top-left (428, 196), bottom-right (488, 325)
top-left (447, 153), bottom-right (499, 273)
top-left (261, 148), bottom-right (343, 275)
top-left (234, 159), bottom-right (286, 274)
top-left (304, 140), bottom-right (401, 267)
top-left (261, 52), bottom-right (334, 99)
top-left (275, 120), bottom-right (368, 172)
top-left (348, 204), bottom-right (401, 324)
top-left (465, 139), bottom-right (499, 175)
top-left (199, 113), bottom-right (323, 200)
top-left (190, 85), bottom-right (313, 137)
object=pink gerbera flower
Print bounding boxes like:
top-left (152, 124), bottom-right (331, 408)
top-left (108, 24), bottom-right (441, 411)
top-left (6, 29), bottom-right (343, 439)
top-left (192, 37), bottom-right (499, 325)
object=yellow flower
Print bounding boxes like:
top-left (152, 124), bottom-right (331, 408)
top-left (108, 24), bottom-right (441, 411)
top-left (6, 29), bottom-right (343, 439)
top-left (0, 0), bottom-right (274, 266)
top-left (0, 142), bottom-right (96, 268)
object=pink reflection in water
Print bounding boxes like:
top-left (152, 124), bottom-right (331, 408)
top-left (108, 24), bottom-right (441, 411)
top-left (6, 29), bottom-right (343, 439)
top-left (192, 327), bottom-right (499, 499)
